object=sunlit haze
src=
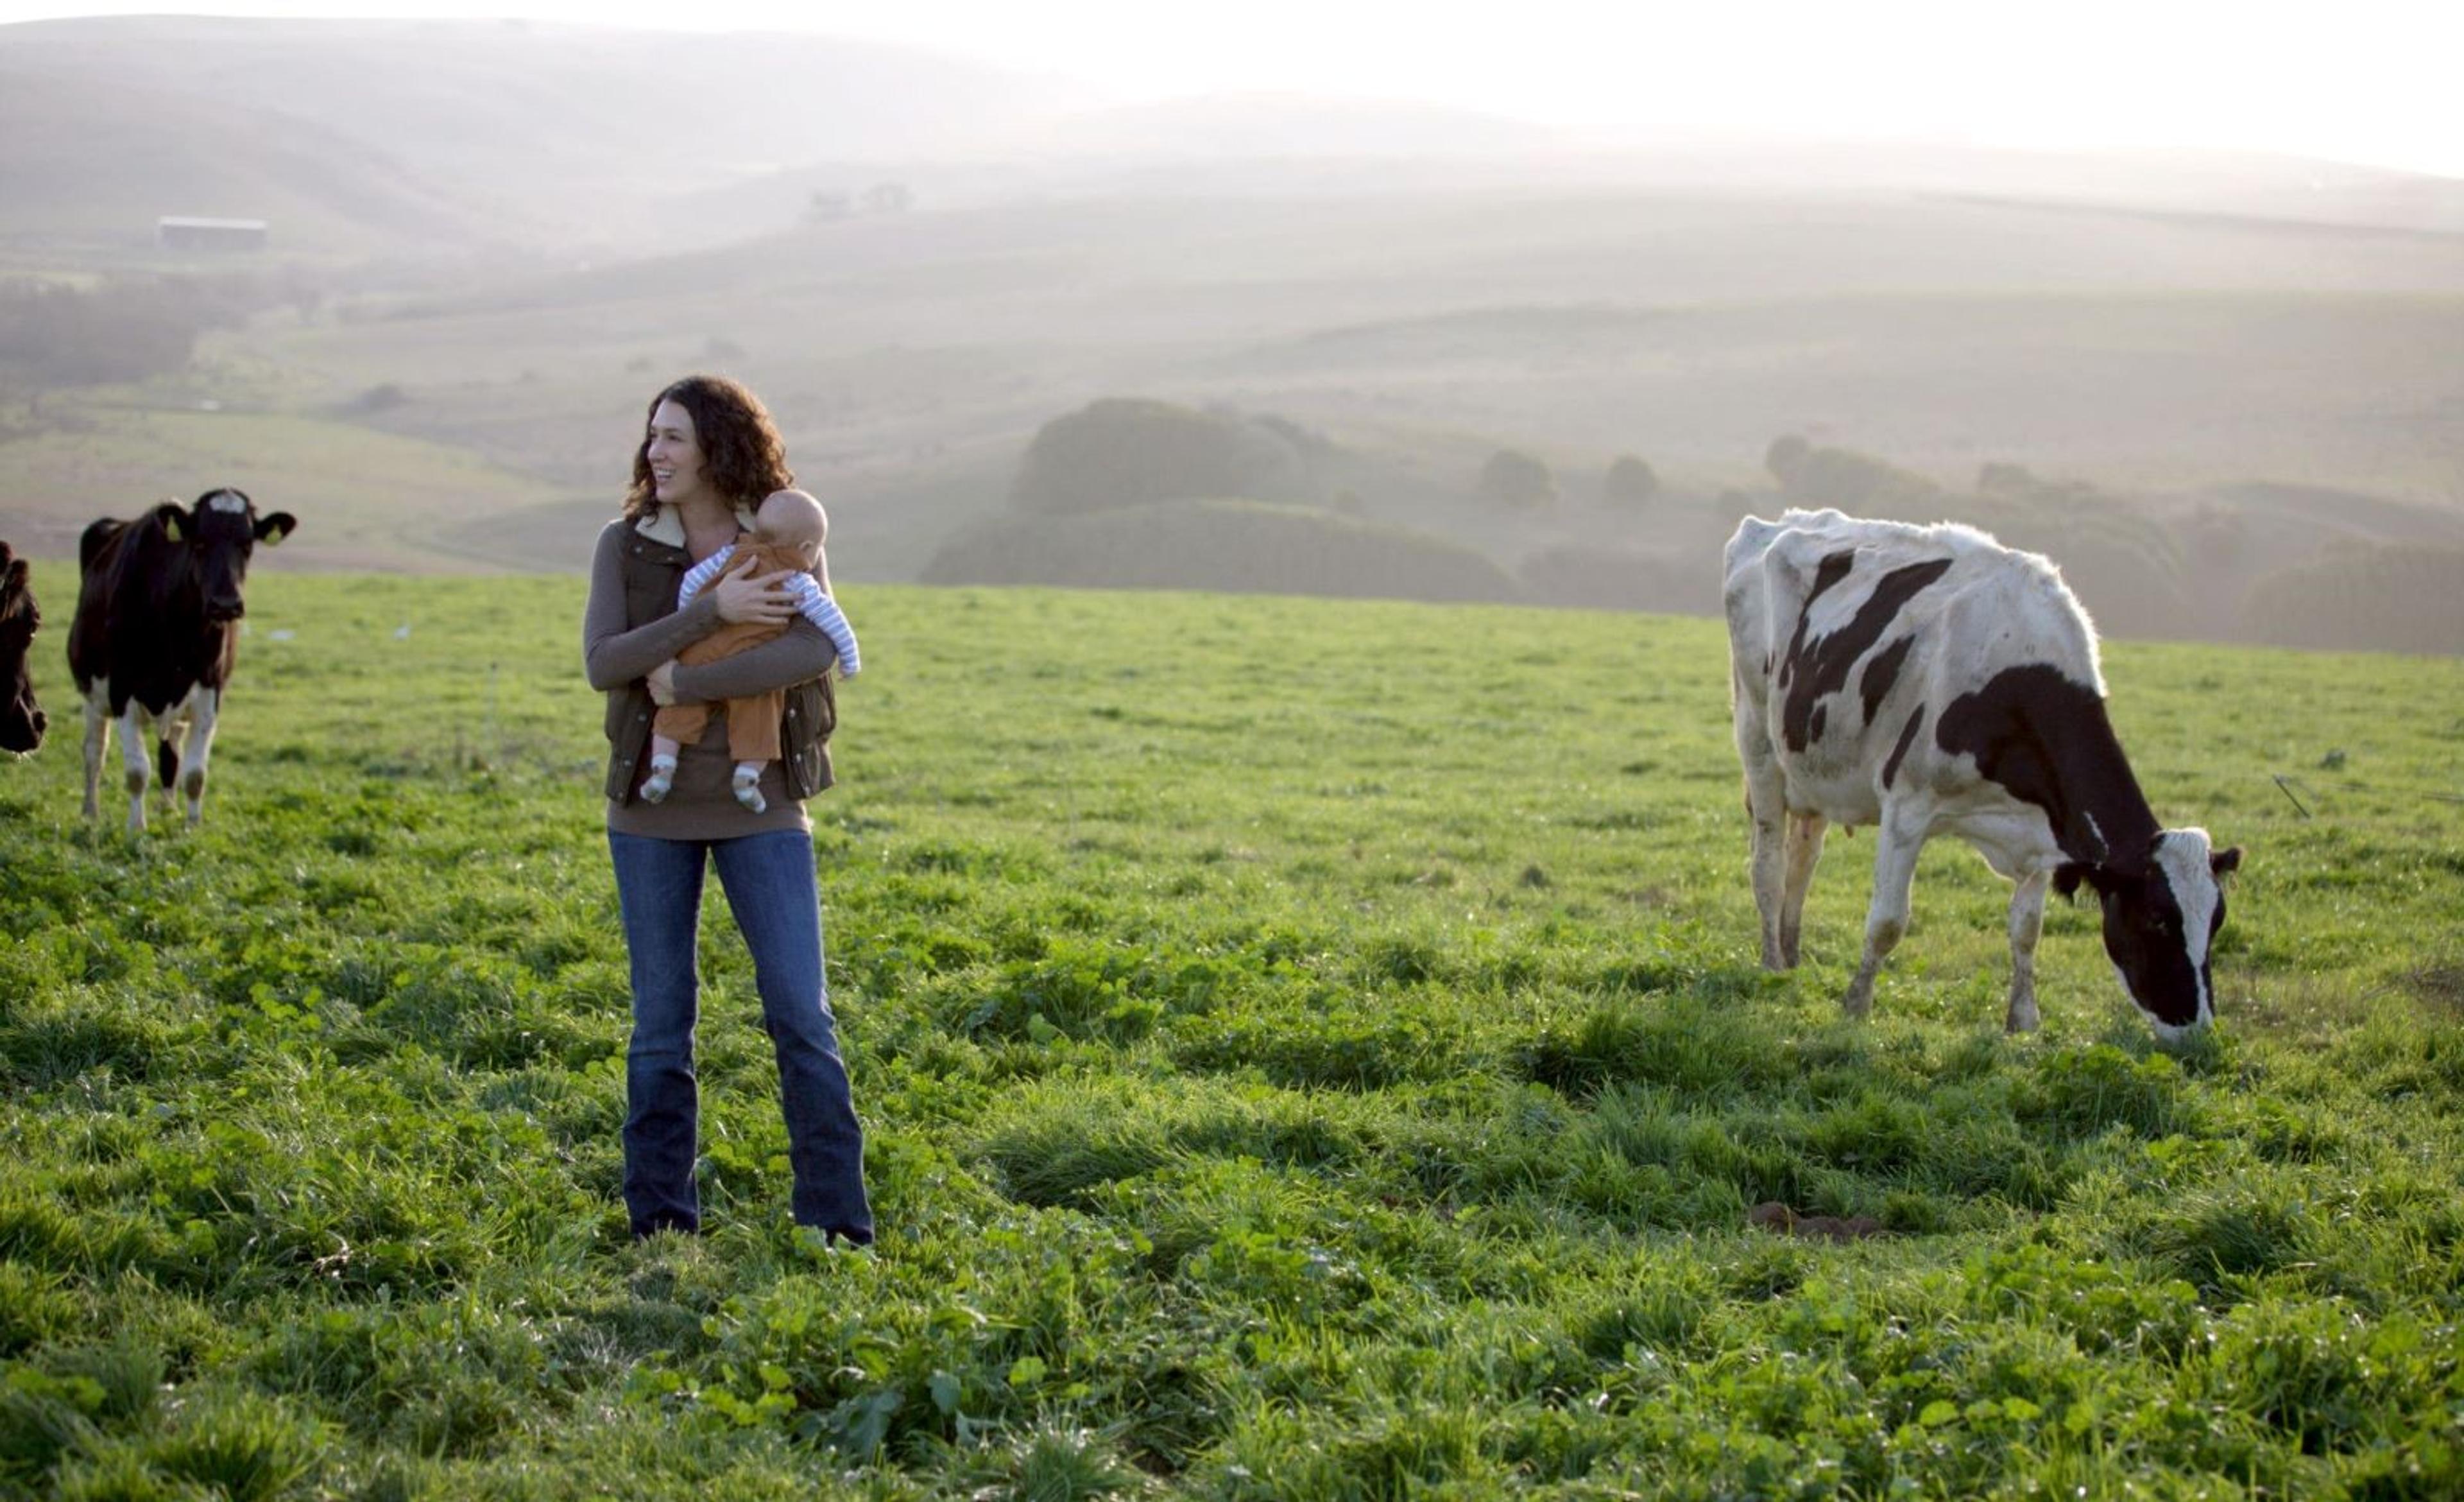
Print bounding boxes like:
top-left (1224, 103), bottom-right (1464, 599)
top-left (6, 0), bottom-right (2461, 177)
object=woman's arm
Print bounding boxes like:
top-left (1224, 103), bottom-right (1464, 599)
top-left (581, 521), bottom-right (722, 691)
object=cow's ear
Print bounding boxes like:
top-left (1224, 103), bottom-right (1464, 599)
top-left (155, 502), bottom-right (191, 542)
top-left (255, 512), bottom-right (297, 546)
top-left (2211, 845), bottom-right (2243, 879)
top-left (2052, 863), bottom-right (2097, 902)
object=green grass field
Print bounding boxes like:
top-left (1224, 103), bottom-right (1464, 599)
top-left (3, 569), bottom-right (2461, 1499)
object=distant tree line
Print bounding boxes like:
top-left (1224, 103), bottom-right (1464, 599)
top-left (2239, 543), bottom-right (2464, 655)
top-left (1761, 435), bottom-right (2191, 639)
top-left (1476, 449), bottom-right (1657, 511)
top-left (1, 280), bottom-right (203, 387)
top-left (956, 401), bottom-right (2461, 657)
top-left (0, 271), bottom-right (318, 391)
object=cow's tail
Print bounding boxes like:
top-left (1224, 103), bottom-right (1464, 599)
top-left (157, 737), bottom-right (177, 792)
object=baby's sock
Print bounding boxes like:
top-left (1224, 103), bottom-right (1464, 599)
top-left (640, 753), bottom-right (678, 804)
top-left (732, 763), bottom-right (767, 815)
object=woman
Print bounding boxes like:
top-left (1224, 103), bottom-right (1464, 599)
top-left (581, 374), bottom-right (872, 1245)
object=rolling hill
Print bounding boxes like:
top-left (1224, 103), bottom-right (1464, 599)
top-left (0, 66), bottom-right (495, 255)
top-left (4, 16), bottom-right (2462, 653)
top-left (0, 15), bottom-right (1097, 255)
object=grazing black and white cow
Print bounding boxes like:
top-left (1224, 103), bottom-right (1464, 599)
top-left (68, 489), bottom-right (296, 831)
top-left (1724, 509), bottom-right (2240, 1037)
top-left (2, 540), bottom-right (45, 754)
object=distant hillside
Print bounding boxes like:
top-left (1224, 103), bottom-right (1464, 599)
top-left (0, 67), bottom-right (492, 254)
top-left (5, 24), bottom-right (2460, 661)
top-left (0, 15), bottom-right (1093, 255)
top-left (15, 15), bottom-right (2464, 263)
top-left (1015, 91), bottom-right (1565, 160)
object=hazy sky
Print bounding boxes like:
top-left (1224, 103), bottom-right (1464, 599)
top-left (5, 1), bottom-right (2460, 178)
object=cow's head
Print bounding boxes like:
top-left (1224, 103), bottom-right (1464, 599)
top-left (159, 489), bottom-right (295, 623)
top-left (0, 544), bottom-right (35, 651)
top-left (1, 542), bottom-right (43, 754)
top-left (2056, 829), bottom-right (2242, 1037)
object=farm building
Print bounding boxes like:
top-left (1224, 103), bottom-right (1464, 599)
top-left (157, 216), bottom-right (269, 252)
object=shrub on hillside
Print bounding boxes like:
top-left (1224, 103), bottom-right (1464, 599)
top-left (1959, 465), bottom-right (2191, 639)
top-left (1764, 433), bottom-right (1812, 485)
top-left (1478, 448), bottom-right (1556, 509)
top-left (1600, 454), bottom-right (1659, 508)
top-left (1767, 437), bottom-right (1941, 515)
top-left (1759, 442), bottom-right (2191, 639)
top-left (2239, 543), bottom-right (2464, 655)
top-left (920, 498), bottom-right (1521, 603)
top-left (1009, 398), bottom-right (1319, 517)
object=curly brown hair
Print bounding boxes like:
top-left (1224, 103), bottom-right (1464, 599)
top-left (622, 374), bottom-right (794, 521)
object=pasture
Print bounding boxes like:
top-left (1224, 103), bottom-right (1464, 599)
top-left (3, 567), bottom-right (2462, 1499)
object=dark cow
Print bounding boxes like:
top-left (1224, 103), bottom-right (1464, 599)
top-left (68, 489), bottom-right (296, 831)
top-left (1724, 509), bottom-right (2240, 1037)
top-left (2, 540), bottom-right (44, 754)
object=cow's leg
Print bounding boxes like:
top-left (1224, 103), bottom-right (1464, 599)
top-left (116, 704), bottom-right (154, 833)
top-left (2003, 870), bottom-right (2050, 1033)
top-left (1778, 811), bottom-right (1828, 969)
top-left (1741, 768), bottom-right (1790, 970)
top-left (81, 685), bottom-right (111, 821)
top-left (155, 702), bottom-right (183, 821)
top-left (1842, 809), bottom-right (1925, 1018)
top-left (173, 687), bottom-right (219, 827)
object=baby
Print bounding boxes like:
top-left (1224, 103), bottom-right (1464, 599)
top-left (640, 488), bottom-right (859, 813)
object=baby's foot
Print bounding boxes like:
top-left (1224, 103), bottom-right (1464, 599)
top-left (732, 764), bottom-right (767, 814)
top-left (640, 754), bottom-right (678, 804)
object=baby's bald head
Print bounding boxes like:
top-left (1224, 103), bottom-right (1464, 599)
top-left (755, 488), bottom-right (828, 566)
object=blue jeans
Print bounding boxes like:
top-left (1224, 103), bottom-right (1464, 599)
top-left (608, 829), bottom-right (873, 1243)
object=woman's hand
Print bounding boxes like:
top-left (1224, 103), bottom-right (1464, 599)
top-left (646, 661), bottom-right (679, 705)
top-left (710, 557), bottom-right (796, 625)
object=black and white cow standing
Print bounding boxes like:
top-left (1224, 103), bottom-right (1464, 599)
top-left (2, 540), bottom-right (45, 754)
top-left (68, 489), bottom-right (296, 831)
top-left (1724, 509), bottom-right (2240, 1037)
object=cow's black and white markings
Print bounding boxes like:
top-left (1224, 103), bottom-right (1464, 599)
top-left (67, 488), bottom-right (296, 831)
top-left (1724, 508), bottom-right (2240, 1036)
top-left (1, 540), bottom-right (45, 755)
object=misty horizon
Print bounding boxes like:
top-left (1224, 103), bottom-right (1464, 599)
top-left (2, 11), bottom-right (2461, 657)
top-left (5, 1), bottom-right (2463, 180)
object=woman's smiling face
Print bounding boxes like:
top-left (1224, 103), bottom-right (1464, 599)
top-left (644, 400), bottom-right (706, 506)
